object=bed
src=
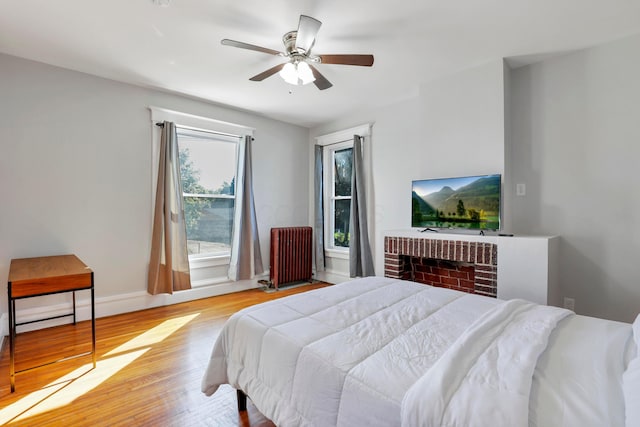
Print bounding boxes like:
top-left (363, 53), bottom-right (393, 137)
top-left (201, 277), bottom-right (640, 426)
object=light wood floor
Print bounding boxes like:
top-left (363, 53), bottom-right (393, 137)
top-left (0, 282), bottom-right (328, 426)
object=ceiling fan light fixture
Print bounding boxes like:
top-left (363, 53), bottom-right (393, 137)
top-left (279, 61), bottom-right (316, 86)
top-left (297, 62), bottom-right (315, 85)
top-left (279, 62), bottom-right (299, 85)
top-left (298, 62), bottom-right (316, 85)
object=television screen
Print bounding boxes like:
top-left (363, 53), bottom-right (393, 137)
top-left (411, 174), bottom-right (501, 230)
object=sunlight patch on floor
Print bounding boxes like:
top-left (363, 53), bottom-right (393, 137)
top-left (1, 349), bottom-right (148, 423)
top-left (1, 312), bottom-right (201, 424)
top-left (104, 313), bottom-right (200, 357)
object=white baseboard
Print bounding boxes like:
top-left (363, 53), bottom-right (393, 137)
top-left (314, 270), bottom-right (350, 285)
top-left (0, 276), bottom-right (266, 335)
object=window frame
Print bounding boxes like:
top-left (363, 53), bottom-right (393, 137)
top-left (324, 141), bottom-right (353, 253)
top-left (316, 124), bottom-right (371, 258)
top-left (176, 127), bottom-right (239, 260)
top-left (149, 106), bottom-right (254, 276)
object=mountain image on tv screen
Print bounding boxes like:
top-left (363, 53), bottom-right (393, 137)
top-left (411, 174), bottom-right (501, 230)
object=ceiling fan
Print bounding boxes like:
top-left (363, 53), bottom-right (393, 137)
top-left (221, 15), bottom-right (374, 90)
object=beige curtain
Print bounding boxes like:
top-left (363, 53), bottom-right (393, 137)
top-left (148, 121), bottom-right (191, 294)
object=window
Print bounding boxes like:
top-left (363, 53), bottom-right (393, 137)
top-left (150, 106), bottom-right (254, 273)
top-left (328, 143), bottom-right (353, 248)
top-left (317, 123), bottom-right (371, 254)
top-left (177, 128), bottom-right (238, 258)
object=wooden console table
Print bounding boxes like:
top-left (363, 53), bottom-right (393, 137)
top-left (7, 254), bottom-right (96, 392)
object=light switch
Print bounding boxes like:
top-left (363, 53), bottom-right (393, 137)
top-left (516, 183), bottom-right (526, 196)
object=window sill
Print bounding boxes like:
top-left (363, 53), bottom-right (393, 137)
top-left (189, 254), bottom-right (231, 269)
top-left (325, 249), bottom-right (350, 260)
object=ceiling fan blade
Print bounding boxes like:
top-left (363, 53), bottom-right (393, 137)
top-left (249, 63), bottom-right (285, 81)
top-left (221, 39), bottom-right (283, 56)
top-left (319, 54), bottom-right (374, 67)
top-left (309, 64), bottom-right (333, 90)
top-left (295, 15), bottom-right (322, 53)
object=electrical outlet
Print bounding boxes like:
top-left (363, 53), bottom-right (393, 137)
top-left (563, 297), bottom-right (575, 311)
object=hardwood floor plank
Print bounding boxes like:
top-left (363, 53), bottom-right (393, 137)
top-left (0, 282), bottom-right (328, 426)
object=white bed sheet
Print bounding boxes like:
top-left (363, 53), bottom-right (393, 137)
top-left (530, 314), bottom-right (634, 427)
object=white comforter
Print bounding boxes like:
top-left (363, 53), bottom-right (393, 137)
top-left (202, 277), bottom-right (570, 426)
top-left (401, 299), bottom-right (569, 427)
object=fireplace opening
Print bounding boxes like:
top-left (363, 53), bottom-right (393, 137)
top-left (403, 256), bottom-right (476, 293)
top-left (384, 236), bottom-right (498, 298)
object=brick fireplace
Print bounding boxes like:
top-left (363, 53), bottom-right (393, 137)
top-left (384, 236), bottom-right (498, 297)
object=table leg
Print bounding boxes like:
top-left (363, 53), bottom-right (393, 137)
top-left (9, 296), bottom-right (15, 393)
top-left (91, 273), bottom-right (96, 368)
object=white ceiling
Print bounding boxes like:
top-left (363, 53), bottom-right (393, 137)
top-left (2, 0), bottom-right (640, 128)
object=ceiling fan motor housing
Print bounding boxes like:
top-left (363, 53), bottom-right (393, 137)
top-left (283, 31), bottom-right (300, 55)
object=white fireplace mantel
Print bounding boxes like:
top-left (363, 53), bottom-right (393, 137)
top-left (383, 230), bottom-right (560, 307)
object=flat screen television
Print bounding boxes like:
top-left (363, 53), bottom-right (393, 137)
top-left (411, 174), bottom-right (501, 231)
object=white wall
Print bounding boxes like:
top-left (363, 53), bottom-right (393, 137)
top-left (0, 53), bottom-right (309, 331)
top-left (417, 60), bottom-right (506, 179)
top-left (510, 33), bottom-right (640, 322)
top-left (311, 60), bottom-right (507, 278)
top-left (312, 34), bottom-right (640, 323)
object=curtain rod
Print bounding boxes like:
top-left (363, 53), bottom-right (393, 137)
top-left (315, 135), bottom-right (361, 148)
top-left (155, 122), bottom-right (254, 141)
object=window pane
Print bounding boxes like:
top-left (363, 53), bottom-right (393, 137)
top-left (178, 135), bottom-right (236, 196)
top-left (334, 199), bottom-right (351, 247)
top-left (334, 148), bottom-right (352, 197)
top-left (184, 197), bottom-right (234, 256)
top-left (177, 130), bottom-right (237, 257)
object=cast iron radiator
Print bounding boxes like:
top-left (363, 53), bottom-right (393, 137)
top-left (270, 226), bottom-right (313, 289)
